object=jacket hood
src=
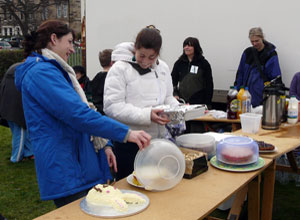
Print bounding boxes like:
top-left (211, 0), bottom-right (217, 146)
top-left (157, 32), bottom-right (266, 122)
top-left (111, 42), bottom-right (135, 62)
top-left (15, 53), bottom-right (43, 92)
top-left (263, 40), bottom-right (276, 54)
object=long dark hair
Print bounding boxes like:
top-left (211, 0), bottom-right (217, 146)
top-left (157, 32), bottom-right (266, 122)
top-left (24, 20), bottom-right (75, 57)
top-left (179, 37), bottom-right (203, 60)
top-left (135, 26), bottom-right (162, 55)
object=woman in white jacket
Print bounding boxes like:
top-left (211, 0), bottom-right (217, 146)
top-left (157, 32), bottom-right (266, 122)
top-left (104, 26), bottom-right (179, 180)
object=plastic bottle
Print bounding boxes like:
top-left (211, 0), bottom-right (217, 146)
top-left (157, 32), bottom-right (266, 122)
top-left (237, 86), bottom-right (245, 119)
top-left (227, 86), bottom-right (238, 119)
top-left (242, 87), bottom-right (252, 113)
top-left (287, 96), bottom-right (298, 124)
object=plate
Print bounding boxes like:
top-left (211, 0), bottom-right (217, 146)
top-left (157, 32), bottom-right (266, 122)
top-left (127, 174), bottom-right (144, 188)
top-left (259, 146), bottom-right (278, 153)
top-left (210, 156), bottom-right (265, 172)
top-left (80, 190), bottom-right (149, 218)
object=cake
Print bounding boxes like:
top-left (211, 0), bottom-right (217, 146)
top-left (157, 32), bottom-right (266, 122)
top-left (86, 184), bottom-right (146, 212)
top-left (132, 171), bottom-right (143, 187)
top-left (220, 147), bottom-right (254, 164)
top-left (256, 141), bottom-right (275, 151)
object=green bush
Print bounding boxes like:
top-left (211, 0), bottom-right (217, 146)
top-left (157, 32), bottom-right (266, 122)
top-left (0, 49), bottom-right (24, 80)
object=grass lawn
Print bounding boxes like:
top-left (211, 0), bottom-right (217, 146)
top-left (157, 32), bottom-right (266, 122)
top-left (0, 125), bottom-right (299, 219)
top-left (0, 126), bottom-right (55, 220)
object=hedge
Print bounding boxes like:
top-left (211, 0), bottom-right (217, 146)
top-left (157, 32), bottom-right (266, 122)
top-left (0, 49), bottom-right (24, 80)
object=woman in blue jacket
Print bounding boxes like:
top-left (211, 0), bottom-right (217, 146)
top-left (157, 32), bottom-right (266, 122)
top-left (15, 20), bottom-right (151, 208)
top-left (234, 27), bottom-right (282, 107)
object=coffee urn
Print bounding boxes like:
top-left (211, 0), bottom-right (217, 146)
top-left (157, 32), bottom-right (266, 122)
top-left (262, 84), bottom-right (285, 130)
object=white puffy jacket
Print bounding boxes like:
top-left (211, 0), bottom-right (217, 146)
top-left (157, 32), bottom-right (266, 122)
top-left (104, 43), bottom-right (178, 138)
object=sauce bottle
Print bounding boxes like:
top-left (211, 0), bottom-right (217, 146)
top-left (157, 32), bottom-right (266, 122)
top-left (227, 86), bottom-right (238, 119)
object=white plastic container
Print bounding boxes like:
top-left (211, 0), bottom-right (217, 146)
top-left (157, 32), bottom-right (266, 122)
top-left (216, 136), bottom-right (259, 165)
top-left (240, 113), bottom-right (262, 134)
top-left (287, 96), bottom-right (298, 124)
top-left (134, 139), bottom-right (185, 191)
top-left (176, 134), bottom-right (216, 159)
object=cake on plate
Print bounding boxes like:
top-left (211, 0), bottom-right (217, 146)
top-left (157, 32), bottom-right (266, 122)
top-left (86, 184), bottom-right (146, 212)
top-left (220, 147), bottom-right (254, 164)
top-left (216, 136), bottom-right (259, 165)
top-left (132, 171), bottom-right (143, 187)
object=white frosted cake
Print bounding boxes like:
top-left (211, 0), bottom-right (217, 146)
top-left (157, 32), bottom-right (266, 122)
top-left (86, 184), bottom-right (146, 212)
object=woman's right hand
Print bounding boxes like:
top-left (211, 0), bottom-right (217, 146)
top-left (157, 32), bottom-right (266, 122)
top-left (151, 109), bottom-right (171, 125)
top-left (128, 130), bottom-right (151, 150)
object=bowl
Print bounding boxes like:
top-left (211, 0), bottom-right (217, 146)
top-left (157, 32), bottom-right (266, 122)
top-left (175, 133), bottom-right (216, 159)
top-left (134, 139), bottom-right (185, 191)
top-left (216, 136), bottom-right (259, 165)
top-left (240, 113), bottom-right (262, 134)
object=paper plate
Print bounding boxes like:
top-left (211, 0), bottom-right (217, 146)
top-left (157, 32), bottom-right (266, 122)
top-left (210, 156), bottom-right (265, 172)
top-left (80, 190), bottom-right (149, 218)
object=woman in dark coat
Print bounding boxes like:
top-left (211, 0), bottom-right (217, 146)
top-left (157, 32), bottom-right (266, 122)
top-left (171, 37), bottom-right (214, 108)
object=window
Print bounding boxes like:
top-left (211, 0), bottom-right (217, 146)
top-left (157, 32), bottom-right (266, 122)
top-left (57, 4), bottom-right (62, 18)
top-left (4, 28), bottom-right (7, 36)
top-left (42, 8), bottom-right (48, 20)
top-left (9, 28), bottom-right (12, 36)
top-left (63, 3), bottom-right (68, 18)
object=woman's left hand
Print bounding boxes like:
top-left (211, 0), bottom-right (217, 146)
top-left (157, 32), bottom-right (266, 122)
top-left (151, 109), bottom-right (171, 125)
top-left (104, 147), bottom-right (117, 172)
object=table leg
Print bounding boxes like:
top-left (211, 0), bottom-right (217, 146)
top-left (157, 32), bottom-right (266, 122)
top-left (227, 185), bottom-right (248, 220)
top-left (276, 151), bottom-right (300, 174)
top-left (261, 160), bottom-right (276, 220)
top-left (248, 175), bottom-right (261, 220)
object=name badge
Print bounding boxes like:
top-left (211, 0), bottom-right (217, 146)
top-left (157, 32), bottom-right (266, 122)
top-left (190, 65), bottom-right (198, 74)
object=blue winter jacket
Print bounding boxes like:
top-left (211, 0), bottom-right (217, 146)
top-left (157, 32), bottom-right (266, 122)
top-left (15, 53), bottom-right (129, 200)
top-left (235, 41), bottom-right (281, 107)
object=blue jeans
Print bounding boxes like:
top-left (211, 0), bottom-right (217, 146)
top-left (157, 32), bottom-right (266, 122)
top-left (7, 120), bottom-right (32, 163)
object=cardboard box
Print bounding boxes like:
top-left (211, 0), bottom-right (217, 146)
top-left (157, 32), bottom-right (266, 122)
top-left (179, 147), bottom-right (208, 179)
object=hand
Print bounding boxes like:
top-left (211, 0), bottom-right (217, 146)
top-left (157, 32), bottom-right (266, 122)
top-left (127, 130), bottom-right (151, 150)
top-left (104, 147), bottom-right (117, 173)
top-left (151, 109), bottom-right (171, 125)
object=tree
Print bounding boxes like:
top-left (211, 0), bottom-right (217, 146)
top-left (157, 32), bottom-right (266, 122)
top-left (0, 0), bottom-right (64, 35)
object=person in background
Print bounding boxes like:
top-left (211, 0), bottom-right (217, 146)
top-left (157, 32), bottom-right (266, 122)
top-left (171, 37), bottom-right (213, 108)
top-left (73, 65), bottom-right (92, 102)
top-left (0, 62), bottom-right (33, 162)
top-left (91, 49), bottom-right (113, 115)
top-left (289, 72), bottom-right (300, 100)
top-left (104, 26), bottom-right (179, 180)
top-left (234, 27), bottom-right (282, 107)
top-left (15, 20), bottom-right (151, 208)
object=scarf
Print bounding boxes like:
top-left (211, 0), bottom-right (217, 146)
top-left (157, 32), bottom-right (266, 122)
top-left (41, 48), bottom-right (108, 152)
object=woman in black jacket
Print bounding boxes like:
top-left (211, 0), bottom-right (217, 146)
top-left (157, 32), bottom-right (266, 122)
top-left (171, 37), bottom-right (213, 108)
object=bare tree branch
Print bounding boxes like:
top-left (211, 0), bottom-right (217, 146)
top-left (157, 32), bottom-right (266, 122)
top-left (0, 0), bottom-right (65, 35)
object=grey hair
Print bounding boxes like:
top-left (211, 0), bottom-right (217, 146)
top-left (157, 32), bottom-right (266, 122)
top-left (248, 27), bottom-right (264, 40)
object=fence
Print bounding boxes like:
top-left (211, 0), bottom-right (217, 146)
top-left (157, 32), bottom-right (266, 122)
top-left (68, 46), bottom-right (82, 67)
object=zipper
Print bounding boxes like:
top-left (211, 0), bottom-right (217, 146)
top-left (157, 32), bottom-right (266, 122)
top-left (155, 71), bottom-right (161, 104)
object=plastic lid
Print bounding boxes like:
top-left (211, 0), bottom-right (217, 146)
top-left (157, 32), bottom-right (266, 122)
top-left (134, 139), bottom-right (185, 191)
top-left (221, 136), bottom-right (253, 145)
top-left (176, 133), bottom-right (215, 148)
